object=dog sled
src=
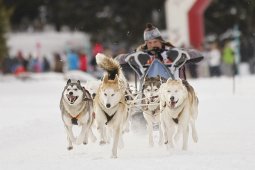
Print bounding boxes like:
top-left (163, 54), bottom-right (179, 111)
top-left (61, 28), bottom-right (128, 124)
top-left (117, 48), bottom-right (203, 95)
top-left (116, 48), bottom-right (203, 129)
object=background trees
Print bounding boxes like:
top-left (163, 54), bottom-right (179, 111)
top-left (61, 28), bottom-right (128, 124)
top-left (205, 0), bottom-right (255, 36)
top-left (0, 0), bottom-right (11, 63)
top-left (2, 0), bottom-right (255, 47)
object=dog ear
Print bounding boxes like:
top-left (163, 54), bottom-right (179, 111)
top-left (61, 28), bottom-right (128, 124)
top-left (166, 78), bottom-right (172, 84)
top-left (103, 75), bottom-right (108, 83)
top-left (114, 74), bottom-right (119, 82)
top-left (67, 79), bottom-right (71, 85)
top-left (157, 75), bottom-right (161, 80)
top-left (77, 80), bottom-right (81, 85)
top-left (177, 79), bottom-right (182, 84)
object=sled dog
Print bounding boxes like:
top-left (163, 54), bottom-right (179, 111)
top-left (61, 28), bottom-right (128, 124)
top-left (94, 53), bottom-right (129, 158)
top-left (159, 79), bottom-right (198, 150)
top-left (60, 79), bottom-right (96, 150)
top-left (142, 76), bottom-right (165, 146)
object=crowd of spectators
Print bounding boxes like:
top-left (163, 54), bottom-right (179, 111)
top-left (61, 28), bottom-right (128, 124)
top-left (0, 42), bottom-right (104, 77)
top-left (1, 38), bottom-right (255, 79)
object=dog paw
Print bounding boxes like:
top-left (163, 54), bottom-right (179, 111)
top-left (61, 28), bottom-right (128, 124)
top-left (111, 155), bottom-right (117, 159)
top-left (192, 134), bottom-right (198, 143)
top-left (99, 140), bottom-right (106, 145)
top-left (67, 146), bottom-right (73, 150)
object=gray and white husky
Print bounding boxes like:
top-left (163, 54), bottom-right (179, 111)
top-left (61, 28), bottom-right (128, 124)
top-left (60, 79), bottom-right (96, 150)
top-left (142, 76), bottom-right (165, 146)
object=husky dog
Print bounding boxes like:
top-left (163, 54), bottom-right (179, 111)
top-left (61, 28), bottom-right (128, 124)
top-left (60, 79), bottom-right (96, 150)
top-left (94, 53), bottom-right (129, 158)
top-left (142, 76), bottom-right (165, 146)
top-left (159, 79), bottom-right (198, 150)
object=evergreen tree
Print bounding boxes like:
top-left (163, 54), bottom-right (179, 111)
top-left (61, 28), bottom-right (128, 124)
top-left (0, 0), bottom-right (11, 65)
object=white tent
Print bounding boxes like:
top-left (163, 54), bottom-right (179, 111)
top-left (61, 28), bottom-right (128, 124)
top-left (7, 31), bottom-right (91, 58)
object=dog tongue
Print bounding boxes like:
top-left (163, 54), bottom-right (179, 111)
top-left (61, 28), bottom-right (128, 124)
top-left (67, 95), bottom-right (76, 102)
top-left (70, 96), bottom-right (76, 102)
top-left (170, 101), bottom-right (176, 107)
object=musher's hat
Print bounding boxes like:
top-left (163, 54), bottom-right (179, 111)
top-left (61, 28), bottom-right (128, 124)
top-left (143, 23), bottom-right (163, 41)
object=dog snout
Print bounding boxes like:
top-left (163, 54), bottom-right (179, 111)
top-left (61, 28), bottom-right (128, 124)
top-left (106, 103), bottom-right (111, 108)
top-left (69, 92), bottom-right (73, 95)
top-left (170, 96), bottom-right (174, 101)
top-left (92, 93), bottom-right (96, 98)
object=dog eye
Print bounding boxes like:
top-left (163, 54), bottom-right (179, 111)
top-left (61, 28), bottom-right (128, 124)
top-left (111, 94), bottom-right (114, 96)
top-left (104, 93), bottom-right (107, 96)
top-left (67, 88), bottom-right (70, 91)
top-left (167, 90), bottom-right (171, 93)
top-left (74, 89), bottom-right (78, 91)
top-left (175, 90), bottom-right (178, 93)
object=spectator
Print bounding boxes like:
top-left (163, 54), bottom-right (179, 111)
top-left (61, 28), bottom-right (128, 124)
top-left (42, 56), bottom-right (51, 72)
top-left (222, 41), bottom-right (236, 76)
top-left (66, 50), bottom-right (79, 70)
top-left (207, 42), bottom-right (221, 77)
top-left (79, 51), bottom-right (88, 72)
top-left (90, 42), bottom-right (104, 71)
top-left (53, 53), bottom-right (64, 73)
top-left (16, 50), bottom-right (28, 72)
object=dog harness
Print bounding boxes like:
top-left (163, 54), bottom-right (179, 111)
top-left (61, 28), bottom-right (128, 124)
top-left (103, 110), bottom-right (117, 125)
top-left (70, 99), bottom-right (92, 125)
top-left (143, 105), bottom-right (160, 117)
top-left (99, 100), bottom-right (126, 125)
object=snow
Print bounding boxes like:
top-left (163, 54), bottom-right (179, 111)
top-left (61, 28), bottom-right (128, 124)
top-left (0, 72), bottom-right (255, 170)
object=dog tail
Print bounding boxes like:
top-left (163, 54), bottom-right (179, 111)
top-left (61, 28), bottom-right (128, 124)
top-left (183, 80), bottom-right (198, 120)
top-left (192, 96), bottom-right (198, 120)
top-left (189, 92), bottom-right (198, 120)
top-left (96, 53), bottom-right (121, 80)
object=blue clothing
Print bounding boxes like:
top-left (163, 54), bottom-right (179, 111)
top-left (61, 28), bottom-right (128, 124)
top-left (67, 52), bottom-right (79, 70)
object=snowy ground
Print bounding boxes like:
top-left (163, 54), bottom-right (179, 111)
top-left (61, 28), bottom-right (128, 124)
top-left (0, 72), bottom-right (255, 170)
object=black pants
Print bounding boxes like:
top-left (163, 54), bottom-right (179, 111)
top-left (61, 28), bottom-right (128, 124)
top-left (209, 66), bottom-right (221, 77)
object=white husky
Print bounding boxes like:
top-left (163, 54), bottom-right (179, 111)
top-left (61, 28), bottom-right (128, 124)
top-left (93, 53), bottom-right (129, 158)
top-left (159, 79), bottom-right (198, 150)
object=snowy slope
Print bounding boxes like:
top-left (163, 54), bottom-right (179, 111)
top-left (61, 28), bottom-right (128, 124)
top-left (0, 73), bottom-right (255, 170)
